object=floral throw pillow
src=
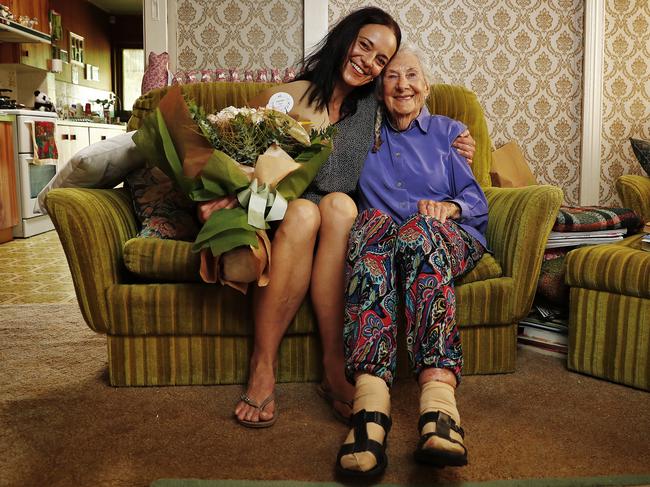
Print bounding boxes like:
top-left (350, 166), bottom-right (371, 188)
top-left (141, 51), bottom-right (169, 95)
top-left (125, 166), bottom-right (199, 241)
top-left (630, 138), bottom-right (650, 176)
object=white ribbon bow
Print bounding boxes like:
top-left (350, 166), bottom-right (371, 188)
top-left (237, 178), bottom-right (288, 229)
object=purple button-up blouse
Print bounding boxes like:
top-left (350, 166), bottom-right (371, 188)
top-left (357, 106), bottom-right (488, 248)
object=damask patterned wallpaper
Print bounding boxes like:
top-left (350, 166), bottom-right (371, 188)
top-left (330, 0), bottom-right (584, 204)
top-left (172, 1), bottom-right (649, 205)
top-left (600, 0), bottom-right (650, 206)
top-left (175, 0), bottom-right (302, 73)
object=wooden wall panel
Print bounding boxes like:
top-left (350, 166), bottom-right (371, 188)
top-left (51, 0), bottom-right (112, 92)
top-left (0, 121), bottom-right (19, 230)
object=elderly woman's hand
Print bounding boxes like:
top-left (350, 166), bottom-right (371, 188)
top-left (417, 200), bottom-right (461, 223)
top-left (452, 129), bottom-right (475, 165)
top-left (197, 195), bottom-right (239, 223)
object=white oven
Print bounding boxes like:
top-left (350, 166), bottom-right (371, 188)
top-left (0, 109), bottom-right (59, 237)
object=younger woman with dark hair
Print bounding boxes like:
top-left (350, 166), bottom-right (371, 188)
top-left (299, 6), bottom-right (401, 118)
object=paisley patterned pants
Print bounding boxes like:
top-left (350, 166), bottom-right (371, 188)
top-left (343, 209), bottom-right (485, 387)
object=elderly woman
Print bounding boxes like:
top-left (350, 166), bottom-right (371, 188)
top-left (336, 47), bottom-right (488, 477)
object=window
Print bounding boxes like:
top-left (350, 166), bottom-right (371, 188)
top-left (122, 49), bottom-right (144, 111)
top-left (70, 32), bottom-right (85, 65)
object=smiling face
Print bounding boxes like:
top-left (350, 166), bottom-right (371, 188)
top-left (381, 50), bottom-right (430, 130)
top-left (340, 24), bottom-right (398, 90)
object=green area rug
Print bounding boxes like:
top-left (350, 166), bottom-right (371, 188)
top-left (152, 476), bottom-right (650, 487)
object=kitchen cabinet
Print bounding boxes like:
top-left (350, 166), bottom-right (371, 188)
top-left (0, 117), bottom-right (18, 243)
top-left (0, 0), bottom-right (50, 70)
top-left (57, 123), bottom-right (90, 165)
top-left (88, 126), bottom-right (126, 145)
top-left (0, 38), bottom-right (49, 71)
top-left (4, 0), bottom-right (50, 35)
top-left (57, 121), bottom-right (126, 166)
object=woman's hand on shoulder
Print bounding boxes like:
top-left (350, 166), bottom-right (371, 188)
top-left (452, 129), bottom-right (475, 165)
top-left (417, 200), bottom-right (461, 223)
top-left (197, 195), bottom-right (239, 223)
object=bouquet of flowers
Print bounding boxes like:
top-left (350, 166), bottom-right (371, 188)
top-left (132, 86), bottom-right (334, 292)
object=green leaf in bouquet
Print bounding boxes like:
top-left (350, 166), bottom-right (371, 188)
top-left (208, 228), bottom-right (259, 257)
top-left (269, 111), bottom-right (311, 146)
top-left (275, 140), bottom-right (333, 200)
top-left (201, 150), bottom-right (251, 195)
top-left (189, 187), bottom-right (221, 202)
top-left (132, 108), bottom-right (196, 195)
top-left (132, 108), bottom-right (166, 170)
top-left (194, 207), bottom-right (250, 246)
top-left (192, 207), bottom-right (265, 256)
top-left (156, 109), bottom-right (196, 194)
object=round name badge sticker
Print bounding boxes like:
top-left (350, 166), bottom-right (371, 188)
top-left (267, 92), bottom-right (294, 113)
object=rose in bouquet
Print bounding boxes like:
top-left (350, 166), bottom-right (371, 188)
top-left (132, 86), bottom-right (335, 292)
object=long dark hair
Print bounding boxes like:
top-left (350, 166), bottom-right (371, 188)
top-left (298, 7), bottom-right (401, 118)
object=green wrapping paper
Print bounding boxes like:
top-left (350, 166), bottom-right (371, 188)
top-left (132, 85), bottom-right (333, 292)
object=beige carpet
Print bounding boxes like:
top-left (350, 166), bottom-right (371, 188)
top-left (1, 304), bottom-right (649, 487)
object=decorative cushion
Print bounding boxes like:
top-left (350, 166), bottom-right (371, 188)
top-left (553, 205), bottom-right (642, 233)
top-left (630, 138), bottom-right (650, 176)
top-left (536, 248), bottom-right (570, 307)
top-left (490, 140), bottom-right (537, 188)
top-left (141, 51), bottom-right (169, 95)
top-left (565, 234), bottom-right (650, 298)
top-left (38, 131), bottom-right (144, 214)
top-left (125, 166), bottom-right (199, 240)
top-left (123, 237), bottom-right (200, 282)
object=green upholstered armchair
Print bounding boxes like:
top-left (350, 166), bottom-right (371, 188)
top-left (46, 81), bottom-right (562, 386)
top-left (565, 175), bottom-right (649, 391)
top-left (617, 174), bottom-right (650, 221)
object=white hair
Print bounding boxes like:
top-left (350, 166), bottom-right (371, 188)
top-left (376, 43), bottom-right (433, 96)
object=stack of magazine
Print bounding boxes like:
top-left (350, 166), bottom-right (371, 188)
top-left (545, 228), bottom-right (627, 249)
top-left (518, 303), bottom-right (568, 357)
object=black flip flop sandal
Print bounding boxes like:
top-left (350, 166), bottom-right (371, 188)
top-left (414, 411), bottom-right (468, 467)
top-left (336, 409), bottom-right (392, 478)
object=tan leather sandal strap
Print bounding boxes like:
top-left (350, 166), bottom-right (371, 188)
top-left (240, 393), bottom-right (275, 411)
top-left (258, 393), bottom-right (275, 411)
top-left (239, 394), bottom-right (260, 409)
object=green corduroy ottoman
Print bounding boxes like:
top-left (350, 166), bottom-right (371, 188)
top-left (565, 234), bottom-right (650, 391)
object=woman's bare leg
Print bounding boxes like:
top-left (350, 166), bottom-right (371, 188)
top-left (235, 199), bottom-right (321, 424)
top-left (310, 192), bottom-right (358, 418)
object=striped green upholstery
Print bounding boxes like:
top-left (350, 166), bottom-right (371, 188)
top-left (484, 185), bottom-right (563, 320)
top-left (568, 288), bottom-right (649, 391)
top-left (565, 177), bottom-right (650, 391)
top-left (123, 238), bottom-right (202, 282)
top-left (107, 334), bottom-right (323, 386)
top-left (124, 236), bottom-right (502, 285)
top-left (566, 235), bottom-right (649, 298)
top-left (105, 284), bottom-right (316, 336)
top-left (46, 81), bottom-right (563, 385)
top-left (46, 188), bottom-right (137, 333)
top-left (616, 175), bottom-right (650, 221)
top-left (426, 84), bottom-right (491, 188)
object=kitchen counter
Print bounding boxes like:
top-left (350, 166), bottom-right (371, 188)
top-left (58, 119), bottom-right (128, 129)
